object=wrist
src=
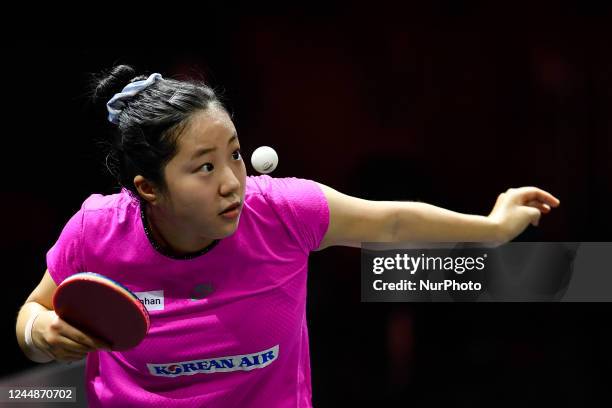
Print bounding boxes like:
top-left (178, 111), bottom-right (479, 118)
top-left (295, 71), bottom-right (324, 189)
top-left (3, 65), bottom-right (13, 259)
top-left (24, 309), bottom-right (53, 363)
top-left (486, 216), bottom-right (507, 245)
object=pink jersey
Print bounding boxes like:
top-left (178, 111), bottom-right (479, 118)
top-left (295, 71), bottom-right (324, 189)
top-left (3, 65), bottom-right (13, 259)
top-left (46, 175), bottom-right (330, 407)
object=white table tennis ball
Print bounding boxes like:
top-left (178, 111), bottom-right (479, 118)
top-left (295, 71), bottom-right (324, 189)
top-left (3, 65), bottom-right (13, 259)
top-left (251, 146), bottom-right (278, 174)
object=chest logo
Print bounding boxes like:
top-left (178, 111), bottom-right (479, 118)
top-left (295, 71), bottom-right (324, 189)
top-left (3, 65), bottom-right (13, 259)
top-left (190, 283), bottom-right (215, 300)
top-left (147, 344), bottom-right (280, 377)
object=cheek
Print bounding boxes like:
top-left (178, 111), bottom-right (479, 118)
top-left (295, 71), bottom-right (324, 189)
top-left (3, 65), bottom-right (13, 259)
top-left (191, 185), bottom-right (217, 208)
top-left (238, 163), bottom-right (247, 190)
top-left (170, 177), bottom-right (215, 212)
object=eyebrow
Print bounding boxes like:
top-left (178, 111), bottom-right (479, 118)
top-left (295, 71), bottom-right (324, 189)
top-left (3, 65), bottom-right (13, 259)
top-left (190, 133), bottom-right (238, 161)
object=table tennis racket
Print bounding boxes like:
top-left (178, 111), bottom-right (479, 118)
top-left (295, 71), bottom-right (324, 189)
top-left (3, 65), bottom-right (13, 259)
top-left (52, 272), bottom-right (150, 351)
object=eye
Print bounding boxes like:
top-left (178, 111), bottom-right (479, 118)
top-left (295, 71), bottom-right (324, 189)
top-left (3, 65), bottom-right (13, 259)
top-left (232, 148), bottom-right (242, 161)
top-left (199, 163), bottom-right (214, 173)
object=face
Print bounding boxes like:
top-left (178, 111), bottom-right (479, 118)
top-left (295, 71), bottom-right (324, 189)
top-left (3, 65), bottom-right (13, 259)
top-left (157, 105), bottom-right (246, 240)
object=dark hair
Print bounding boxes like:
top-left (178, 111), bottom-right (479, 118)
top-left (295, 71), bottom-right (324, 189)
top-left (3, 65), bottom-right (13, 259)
top-left (91, 65), bottom-right (226, 202)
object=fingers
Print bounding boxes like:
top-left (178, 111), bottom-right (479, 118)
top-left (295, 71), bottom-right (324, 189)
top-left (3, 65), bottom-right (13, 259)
top-left (37, 312), bottom-right (112, 363)
top-left (43, 332), bottom-right (104, 361)
top-left (55, 349), bottom-right (88, 363)
top-left (525, 206), bottom-right (542, 226)
top-left (526, 200), bottom-right (551, 214)
top-left (53, 318), bottom-right (111, 351)
top-left (508, 187), bottom-right (560, 207)
top-left (41, 335), bottom-right (89, 362)
top-left (59, 335), bottom-right (98, 354)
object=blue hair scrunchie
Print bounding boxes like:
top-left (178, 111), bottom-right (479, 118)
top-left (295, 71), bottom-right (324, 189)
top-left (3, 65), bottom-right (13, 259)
top-left (106, 73), bottom-right (163, 124)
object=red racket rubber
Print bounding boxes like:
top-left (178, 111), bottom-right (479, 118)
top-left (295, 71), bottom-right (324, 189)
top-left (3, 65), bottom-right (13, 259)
top-left (52, 272), bottom-right (150, 351)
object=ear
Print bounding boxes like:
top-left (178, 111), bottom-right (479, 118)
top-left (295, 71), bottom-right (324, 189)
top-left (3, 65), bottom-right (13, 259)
top-left (133, 175), bottom-right (160, 205)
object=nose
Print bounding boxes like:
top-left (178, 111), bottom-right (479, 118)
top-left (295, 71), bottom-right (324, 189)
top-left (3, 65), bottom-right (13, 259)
top-left (219, 165), bottom-right (241, 197)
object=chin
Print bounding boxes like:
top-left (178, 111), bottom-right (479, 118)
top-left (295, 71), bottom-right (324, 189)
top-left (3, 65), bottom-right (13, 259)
top-left (218, 220), bottom-right (240, 238)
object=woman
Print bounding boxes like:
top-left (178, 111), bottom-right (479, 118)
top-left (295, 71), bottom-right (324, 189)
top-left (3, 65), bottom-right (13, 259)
top-left (15, 65), bottom-right (559, 407)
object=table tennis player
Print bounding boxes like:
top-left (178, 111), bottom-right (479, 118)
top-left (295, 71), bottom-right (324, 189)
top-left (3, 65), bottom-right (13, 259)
top-left (16, 65), bottom-right (559, 407)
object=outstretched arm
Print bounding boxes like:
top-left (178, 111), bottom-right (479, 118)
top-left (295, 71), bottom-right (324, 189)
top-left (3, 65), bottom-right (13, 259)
top-left (314, 184), bottom-right (560, 250)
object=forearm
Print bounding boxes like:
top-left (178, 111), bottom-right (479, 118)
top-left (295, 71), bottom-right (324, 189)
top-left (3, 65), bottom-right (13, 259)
top-left (392, 202), bottom-right (500, 243)
top-left (16, 302), bottom-right (53, 362)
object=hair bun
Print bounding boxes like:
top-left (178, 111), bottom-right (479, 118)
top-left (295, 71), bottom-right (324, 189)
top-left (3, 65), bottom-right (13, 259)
top-left (92, 65), bottom-right (138, 105)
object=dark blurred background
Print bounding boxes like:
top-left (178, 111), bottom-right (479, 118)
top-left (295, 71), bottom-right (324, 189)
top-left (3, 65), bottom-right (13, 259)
top-left (2, 4), bottom-right (611, 407)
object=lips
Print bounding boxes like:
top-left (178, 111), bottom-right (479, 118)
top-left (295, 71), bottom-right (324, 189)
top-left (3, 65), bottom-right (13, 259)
top-left (219, 202), bottom-right (241, 215)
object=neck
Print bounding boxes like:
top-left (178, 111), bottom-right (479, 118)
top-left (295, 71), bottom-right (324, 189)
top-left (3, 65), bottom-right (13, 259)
top-left (144, 204), bottom-right (215, 256)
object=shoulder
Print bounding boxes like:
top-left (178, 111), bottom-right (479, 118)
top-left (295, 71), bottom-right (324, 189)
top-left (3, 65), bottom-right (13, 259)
top-left (78, 188), bottom-right (139, 230)
top-left (245, 175), bottom-right (325, 202)
top-left (244, 175), bottom-right (328, 217)
top-left (244, 175), bottom-right (329, 252)
top-left (80, 187), bottom-right (138, 212)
